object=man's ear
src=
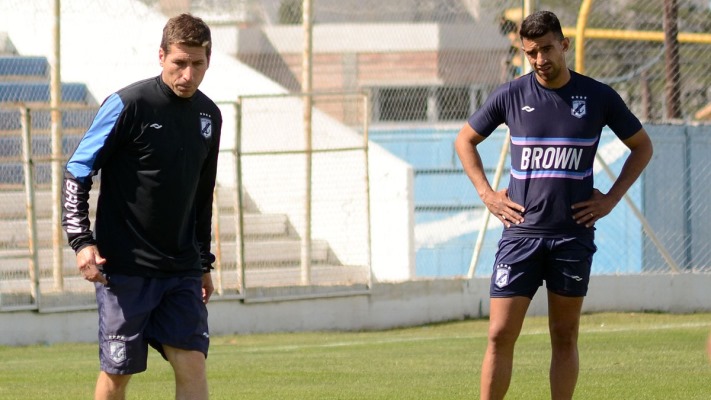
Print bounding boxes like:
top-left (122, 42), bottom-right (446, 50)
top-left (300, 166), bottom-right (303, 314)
top-left (561, 37), bottom-right (570, 52)
top-left (159, 48), bottom-right (165, 66)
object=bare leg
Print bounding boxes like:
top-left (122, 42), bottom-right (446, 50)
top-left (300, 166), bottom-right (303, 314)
top-left (547, 290), bottom-right (584, 400)
top-left (95, 371), bottom-right (132, 400)
top-left (163, 345), bottom-right (209, 400)
top-left (480, 296), bottom-right (531, 400)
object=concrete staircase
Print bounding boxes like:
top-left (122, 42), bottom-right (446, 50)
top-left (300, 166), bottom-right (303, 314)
top-left (0, 186), bottom-right (369, 310)
top-left (0, 188), bottom-right (368, 293)
top-left (206, 188), bottom-right (369, 289)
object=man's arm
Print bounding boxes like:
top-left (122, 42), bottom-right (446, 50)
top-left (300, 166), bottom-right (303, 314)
top-left (572, 128), bottom-right (653, 227)
top-left (63, 93), bottom-right (125, 283)
top-left (64, 160), bottom-right (108, 285)
top-left (194, 110), bottom-right (222, 302)
top-left (454, 123), bottom-right (524, 228)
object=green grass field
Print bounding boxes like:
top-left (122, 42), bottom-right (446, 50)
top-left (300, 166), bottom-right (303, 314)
top-left (1, 312), bottom-right (709, 399)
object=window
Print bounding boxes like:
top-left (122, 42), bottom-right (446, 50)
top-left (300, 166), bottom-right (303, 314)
top-left (436, 87), bottom-right (470, 121)
top-left (373, 86), bottom-right (475, 123)
top-left (378, 87), bottom-right (429, 121)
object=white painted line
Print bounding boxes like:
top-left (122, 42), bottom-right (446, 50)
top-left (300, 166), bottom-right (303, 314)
top-left (217, 320), bottom-right (711, 354)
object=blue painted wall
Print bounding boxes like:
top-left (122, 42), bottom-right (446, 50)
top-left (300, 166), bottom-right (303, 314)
top-left (370, 126), bottom-right (644, 277)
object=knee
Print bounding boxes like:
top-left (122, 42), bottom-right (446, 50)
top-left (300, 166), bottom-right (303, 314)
top-left (549, 322), bottom-right (579, 348)
top-left (488, 325), bottom-right (521, 350)
top-left (99, 371), bottom-right (132, 391)
top-left (165, 347), bottom-right (207, 380)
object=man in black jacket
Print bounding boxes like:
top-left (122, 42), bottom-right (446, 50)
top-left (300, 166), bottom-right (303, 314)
top-left (62, 13), bottom-right (221, 400)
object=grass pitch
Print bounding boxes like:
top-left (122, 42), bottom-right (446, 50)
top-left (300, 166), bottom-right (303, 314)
top-left (0, 312), bottom-right (709, 399)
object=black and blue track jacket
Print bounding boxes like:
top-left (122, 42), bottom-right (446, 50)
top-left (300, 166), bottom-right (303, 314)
top-left (62, 75), bottom-right (222, 277)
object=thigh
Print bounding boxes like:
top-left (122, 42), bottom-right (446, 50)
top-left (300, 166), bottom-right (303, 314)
top-left (163, 345), bottom-right (209, 400)
top-left (488, 296), bottom-right (532, 342)
top-left (547, 290), bottom-right (584, 340)
top-left (95, 274), bottom-right (161, 374)
top-left (490, 236), bottom-right (545, 299)
top-left (146, 276), bottom-right (209, 359)
top-left (544, 237), bottom-right (597, 297)
top-left (163, 344), bottom-right (207, 375)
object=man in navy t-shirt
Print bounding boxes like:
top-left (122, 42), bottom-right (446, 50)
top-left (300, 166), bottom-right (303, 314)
top-left (455, 10), bottom-right (653, 400)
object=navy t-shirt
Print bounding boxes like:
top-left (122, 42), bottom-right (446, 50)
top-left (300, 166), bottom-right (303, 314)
top-left (468, 70), bottom-right (642, 238)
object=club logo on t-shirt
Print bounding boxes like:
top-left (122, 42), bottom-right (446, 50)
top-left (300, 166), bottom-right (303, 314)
top-left (494, 264), bottom-right (511, 288)
top-left (571, 96), bottom-right (587, 119)
top-left (108, 337), bottom-right (127, 364)
top-left (200, 112), bottom-right (213, 139)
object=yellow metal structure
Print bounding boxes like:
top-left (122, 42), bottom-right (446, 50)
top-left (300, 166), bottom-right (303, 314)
top-left (573, 0), bottom-right (594, 74)
top-left (564, 28), bottom-right (711, 44)
top-left (564, 0), bottom-right (711, 119)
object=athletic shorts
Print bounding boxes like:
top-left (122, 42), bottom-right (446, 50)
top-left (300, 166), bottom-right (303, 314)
top-left (489, 236), bottom-right (597, 299)
top-left (95, 274), bottom-right (209, 375)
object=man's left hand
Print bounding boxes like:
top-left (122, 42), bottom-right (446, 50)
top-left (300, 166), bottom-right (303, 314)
top-left (202, 272), bottom-right (214, 304)
top-left (571, 188), bottom-right (618, 227)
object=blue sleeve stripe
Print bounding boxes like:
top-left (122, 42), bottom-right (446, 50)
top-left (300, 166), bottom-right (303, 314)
top-left (66, 93), bottom-right (124, 180)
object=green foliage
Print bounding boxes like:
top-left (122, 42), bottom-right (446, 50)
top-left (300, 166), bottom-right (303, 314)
top-left (0, 313), bottom-right (709, 399)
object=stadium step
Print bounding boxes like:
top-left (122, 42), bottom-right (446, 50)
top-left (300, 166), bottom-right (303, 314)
top-left (0, 186), bottom-right (338, 277)
top-left (0, 190), bottom-right (97, 220)
top-left (0, 264), bottom-right (370, 302)
top-left (0, 213), bottom-right (293, 248)
top-left (0, 55), bottom-right (89, 103)
top-left (0, 56), bottom-right (48, 82)
top-left (0, 239), bottom-right (334, 276)
top-left (0, 82), bottom-right (89, 103)
top-left (0, 107), bottom-right (98, 133)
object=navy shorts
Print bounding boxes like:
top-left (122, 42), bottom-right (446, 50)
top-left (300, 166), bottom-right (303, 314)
top-left (490, 236), bottom-right (597, 299)
top-left (95, 274), bottom-right (209, 375)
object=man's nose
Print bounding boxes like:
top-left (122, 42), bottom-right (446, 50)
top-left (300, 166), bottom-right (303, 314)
top-left (183, 66), bottom-right (194, 81)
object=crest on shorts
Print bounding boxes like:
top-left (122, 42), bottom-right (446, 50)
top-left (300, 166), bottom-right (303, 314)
top-left (200, 115), bottom-right (212, 139)
top-left (494, 264), bottom-right (511, 288)
top-left (571, 96), bottom-right (587, 119)
top-left (108, 340), bottom-right (127, 364)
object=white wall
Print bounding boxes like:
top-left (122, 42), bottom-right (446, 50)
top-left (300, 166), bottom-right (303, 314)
top-left (2, 274), bottom-right (710, 346)
top-left (235, 98), bottom-right (414, 277)
top-left (368, 149), bottom-right (416, 281)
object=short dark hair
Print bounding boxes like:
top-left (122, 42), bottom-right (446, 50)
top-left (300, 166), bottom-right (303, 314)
top-left (519, 10), bottom-right (564, 41)
top-left (160, 13), bottom-right (212, 59)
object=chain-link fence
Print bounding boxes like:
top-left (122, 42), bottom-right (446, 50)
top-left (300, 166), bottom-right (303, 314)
top-left (213, 93), bottom-right (372, 300)
top-left (0, 105), bottom-right (100, 311)
top-left (0, 93), bottom-right (372, 310)
top-left (1, 0), bottom-right (710, 310)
